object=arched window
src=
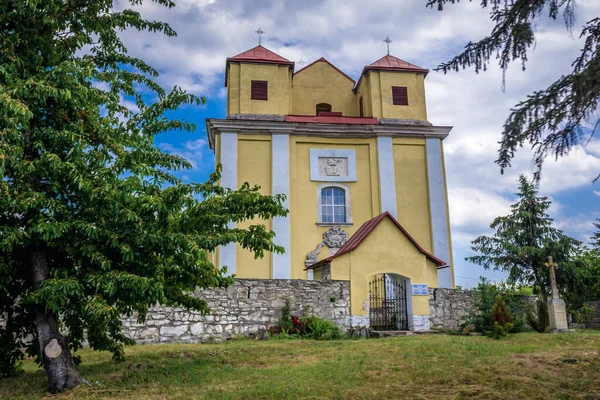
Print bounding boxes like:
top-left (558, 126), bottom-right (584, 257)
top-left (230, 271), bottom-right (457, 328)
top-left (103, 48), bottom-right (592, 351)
top-left (317, 184), bottom-right (352, 225)
top-left (316, 103), bottom-right (332, 115)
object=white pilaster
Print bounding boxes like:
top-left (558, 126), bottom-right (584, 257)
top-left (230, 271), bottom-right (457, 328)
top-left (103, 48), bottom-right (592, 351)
top-left (271, 134), bottom-right (291, 279)
top-left (377, 136), bottom-right (397, 218)
top-left (219, 133), bottom-right (237, 276)
top-left (426, 138), bottom-right (452, 288)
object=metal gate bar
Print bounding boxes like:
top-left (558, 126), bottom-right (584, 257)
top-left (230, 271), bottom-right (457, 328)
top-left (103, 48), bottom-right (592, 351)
top-left (369, 275), bottom-right (408, 330)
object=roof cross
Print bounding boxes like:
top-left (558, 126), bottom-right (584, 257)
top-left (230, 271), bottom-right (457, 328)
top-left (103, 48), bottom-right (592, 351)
top-left (255, 27), bottom-right (265, 45)
top-left (383, 35), bottom-right (393, 55)
top-left (296, 57), bottom-right (306, 70)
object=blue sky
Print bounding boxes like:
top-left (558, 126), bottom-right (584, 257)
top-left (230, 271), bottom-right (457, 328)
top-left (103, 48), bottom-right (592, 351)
top-left (119, 0), bottom-right (600, 287)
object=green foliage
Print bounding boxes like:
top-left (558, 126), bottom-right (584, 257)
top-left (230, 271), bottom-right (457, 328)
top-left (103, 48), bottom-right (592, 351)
top-left (269, 301), bottom-right (343, 340)
top-left (592, 220), bottom-right (600, 252)
top-left (0, 0), bottom-right (287, 380)
top-left (462, 278), bottom-right (528, 334)
top-left (487, 321), bottom-right (514, 340)
top-left (426, 0), bottom-right (599, 183)
top-left (304, 316), bottom-right (343, 340)
top-left (527, 298), bottom-right (550, 333)
top-left (490, 295), bottom-right (513, 328)
top-left (575, 306), bottom-right (596, 330)
top-left (467, 176), bottom-right (583, 300)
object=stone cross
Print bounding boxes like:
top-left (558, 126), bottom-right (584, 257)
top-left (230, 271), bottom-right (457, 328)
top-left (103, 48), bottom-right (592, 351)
top-left (255, 27), bottom-right (265, 45)
top-left (544, 255), bottom-right (569, 331)
top-left (383, 35), bottom-right (393, 55)
top-left (544, 256), bottom-right (559, 299)
top-left (296, 57), bottom-right (306, 70)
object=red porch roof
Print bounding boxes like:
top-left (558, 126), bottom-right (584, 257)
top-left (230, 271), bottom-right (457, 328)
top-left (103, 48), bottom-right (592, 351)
top-left (306, 212), bottom-right (447, 270)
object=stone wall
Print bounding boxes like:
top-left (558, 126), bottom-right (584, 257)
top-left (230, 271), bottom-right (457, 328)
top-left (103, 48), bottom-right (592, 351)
top-left (586, 300), bottom-right (600, 328)
top-left (428, 288), bottom-right (476, 330)
top-left (122, 279), bottom-right (351, 343)
top-left (428, 288), bottom-right (538, 331)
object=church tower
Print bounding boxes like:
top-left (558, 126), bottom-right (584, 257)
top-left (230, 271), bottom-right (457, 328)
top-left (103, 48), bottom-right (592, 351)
top-left (207, 43), bottom-right (454, 331)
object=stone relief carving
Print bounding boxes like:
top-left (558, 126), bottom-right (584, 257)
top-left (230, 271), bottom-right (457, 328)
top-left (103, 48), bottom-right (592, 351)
top-left (324, 158), bottom-right (344, 176)
top-left (305, 226), bottom-right (349, 267)
top-left (322, 226), bottom-right (348, 248)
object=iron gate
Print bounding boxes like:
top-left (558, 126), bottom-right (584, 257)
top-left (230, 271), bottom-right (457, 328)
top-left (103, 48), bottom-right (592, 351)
top-left (369, 275), bottom-right (408, 330)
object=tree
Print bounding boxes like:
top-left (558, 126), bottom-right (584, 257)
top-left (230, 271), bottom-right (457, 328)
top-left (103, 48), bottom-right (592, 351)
top-left (426, 0), bottom-right (600, 183)
top-left (592, 219), bottom-right (600, 251)
top-left (0, 0), bottom-right (287, 392)
top-left (467, 175), bottom-right (581, 298)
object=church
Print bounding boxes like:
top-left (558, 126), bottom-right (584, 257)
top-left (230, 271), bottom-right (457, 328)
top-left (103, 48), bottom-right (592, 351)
top-left (205, 43), bottom-right (454, 331)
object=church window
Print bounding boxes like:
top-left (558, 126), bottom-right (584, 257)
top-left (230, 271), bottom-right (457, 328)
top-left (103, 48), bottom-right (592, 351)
top-left (316, 103), bottom-right (332, 115)
top-left (251, 80), bottom-right (268, 100)
top-left (317, 183), bottom-right (352, 225)
top-left (392, 86), bottom-right (408, 105)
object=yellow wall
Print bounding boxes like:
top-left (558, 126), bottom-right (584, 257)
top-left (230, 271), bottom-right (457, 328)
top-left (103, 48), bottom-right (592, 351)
top-left (227, 63), bottom-right (292, 116)
top-left (290, 136), bottom-right (380, 279)
top-left (355, 76), bottom-right (372, 117)
top-left (392, 138), bottom-right (433, 253)
top-left (357, 71), bottom-right (427, 120)
top-left (329, 217), bottom-right (439, 316)
top-left (291, 61), bottom-right (358, 116)
top-left (235, 135), bottom-right (272, 278)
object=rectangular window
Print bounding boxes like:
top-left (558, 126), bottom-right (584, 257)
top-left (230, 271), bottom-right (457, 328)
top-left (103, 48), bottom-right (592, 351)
top-left (251, 80), bottom-right (268, 100)
top-left (320, 187), bottom-right (346, 223)
top-left (392, 86), bottom-right (408, 106)
top-left (359, 96), bottom-right (364, 117)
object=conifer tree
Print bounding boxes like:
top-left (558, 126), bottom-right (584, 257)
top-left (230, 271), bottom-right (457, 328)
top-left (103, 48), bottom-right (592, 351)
top-left (592, 219), bottom-right (600, 251)
top-left (426, 0), bottom-right (599, 182)
top-left (0, 0), bottom-right (286, 392)
top-left (467, 175), bottom-right (581, 298)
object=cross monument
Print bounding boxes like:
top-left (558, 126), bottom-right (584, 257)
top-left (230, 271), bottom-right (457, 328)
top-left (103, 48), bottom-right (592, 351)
top-left (544, 256), bottom-right (569, 332)
top-left (383, 35), bottom-right (393, 55)
top-left (255, 27), bottom-right (265, 45)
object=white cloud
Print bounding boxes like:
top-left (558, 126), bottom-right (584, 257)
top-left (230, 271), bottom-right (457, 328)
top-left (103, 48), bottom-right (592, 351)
top-left (594, 191), bottom-right (600, 197)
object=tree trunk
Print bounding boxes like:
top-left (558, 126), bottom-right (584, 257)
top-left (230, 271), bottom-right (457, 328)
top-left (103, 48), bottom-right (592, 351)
top-left (31, 250), bottom-right (80, 393)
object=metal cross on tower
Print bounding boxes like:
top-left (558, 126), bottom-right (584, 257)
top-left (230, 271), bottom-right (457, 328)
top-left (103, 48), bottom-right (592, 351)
top-left (255, 27), bottom-right (265, 45)
top-left (296, 57), bottom-right (306, 70)
top-left (383, 35), bottom-right (393, 55)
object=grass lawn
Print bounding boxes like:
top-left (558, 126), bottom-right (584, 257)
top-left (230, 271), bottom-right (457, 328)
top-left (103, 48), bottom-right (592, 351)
top-left (1, 331), bottom-right (600, 399)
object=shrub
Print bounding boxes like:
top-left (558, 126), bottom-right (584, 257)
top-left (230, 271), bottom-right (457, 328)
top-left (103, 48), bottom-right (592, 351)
top-left (462, 278), bottom-right (527, 334)
top-left (491, 295), bottom-right (513, 327)
top-left (527, 297), bottom-right (549, 333)
top-left (268, 300), bottom-right (343, 340)
top-left (575, 305), bottom-right (595, 330)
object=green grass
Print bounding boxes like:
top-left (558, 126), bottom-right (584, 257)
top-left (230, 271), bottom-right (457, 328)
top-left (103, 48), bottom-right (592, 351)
top-left (2, 331), bottom-right (600, 399)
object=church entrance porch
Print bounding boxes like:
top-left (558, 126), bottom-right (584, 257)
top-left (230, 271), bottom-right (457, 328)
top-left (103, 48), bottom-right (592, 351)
top-left (369, 274), bottom-right (408, 330)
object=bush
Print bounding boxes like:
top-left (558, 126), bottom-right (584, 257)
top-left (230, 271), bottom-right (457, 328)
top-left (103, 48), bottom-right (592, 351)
top-left (462, 278), bottom-right (527, 334)
top-left (268, 300), bottom-right (343, 340)
top-left (485, 295), bottom-right (514, 339)
top-left (527, 297), bottom-right (549, 333)
top-left (575, 305), bottom-right (595, 330)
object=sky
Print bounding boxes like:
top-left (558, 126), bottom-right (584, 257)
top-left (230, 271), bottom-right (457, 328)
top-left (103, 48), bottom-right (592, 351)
top-left (116, 0), bottom-right (600, 287)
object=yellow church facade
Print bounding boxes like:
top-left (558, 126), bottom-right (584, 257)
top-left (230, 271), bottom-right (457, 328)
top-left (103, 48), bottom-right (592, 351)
top-left (206, 45), bottom-right (454, 331)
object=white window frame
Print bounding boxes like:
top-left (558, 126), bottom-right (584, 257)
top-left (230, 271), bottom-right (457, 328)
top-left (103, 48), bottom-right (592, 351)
top-left (316, 183), bottom-right (353, 226)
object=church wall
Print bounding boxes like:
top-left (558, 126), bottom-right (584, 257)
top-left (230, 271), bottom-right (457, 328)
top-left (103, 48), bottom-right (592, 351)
top-left (236, 135), bottom-right (273, 278)
top-left (392, 139), bottom-right (433, 253)
top-left (355, 77), bottom-right (372, 117)
top-left (291, 61), bottom-right (358, 116)
top-left (289, 136), bottom-right (380, 279)
top-left (228, 63), bottom-right (292, 116)
top-left (367, 71), bottom-right (427, 120)
top-left (333, 217), bottom-right (439, 317)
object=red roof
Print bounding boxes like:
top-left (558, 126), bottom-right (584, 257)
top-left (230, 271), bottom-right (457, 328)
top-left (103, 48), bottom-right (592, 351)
top-left (227, 45), bottom-right (294, 66)
top-left (293, 57), bottom-right (356, 84)
top-left (285, 115), bottom-right (378, 124)
top-left (365, 55), bottom-right (428, 74)
top-left (306, 212), bottom-right (447, 270)
top-left (354, 54), bottom-right (429, 91)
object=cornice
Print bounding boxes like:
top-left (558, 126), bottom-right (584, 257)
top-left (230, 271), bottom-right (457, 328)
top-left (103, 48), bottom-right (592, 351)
top-left (205, 118), bottom-right (452, 150)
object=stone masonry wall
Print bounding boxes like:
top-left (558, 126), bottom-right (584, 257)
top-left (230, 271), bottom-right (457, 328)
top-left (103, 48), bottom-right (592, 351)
top-left (122, 279), bottom-right (350, 344)
top-left (586, 300), bottom-right (600, 328)
top-left (428, 288), bottom-right (538, 330)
